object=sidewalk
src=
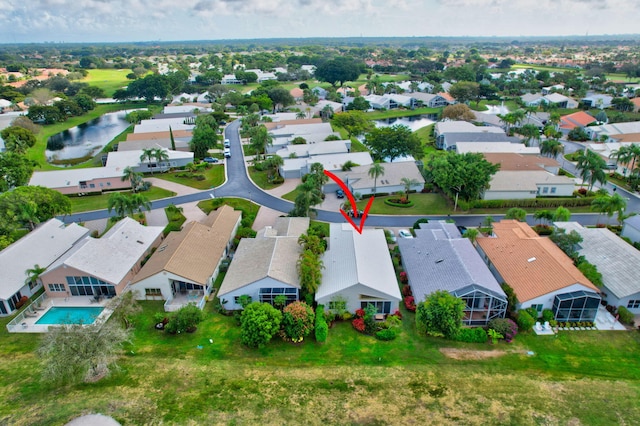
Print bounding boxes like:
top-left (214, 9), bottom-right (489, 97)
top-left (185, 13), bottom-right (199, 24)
top-left (266, 178), bottom-right (301, 198)
top-left (145, 178), bottom-right (207, 225)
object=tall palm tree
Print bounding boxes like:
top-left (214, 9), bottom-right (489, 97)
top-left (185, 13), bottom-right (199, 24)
top-left (296, 111), bottom-right (306, 119)
top-left (610, 144), bottom-right (640, 179)
top-left (368, 162), bottom-right (385, 196)
top-left (129, 193), bottom-right (152, 215)
top-left (400, 177), bottom-right (420, 201)
top-left (591, 193), bottom-right (627, 224)
top-left (121, 166), bottom-right (143, 193)
top-left (540, 139), bottom-right (564, 159)
top-left (140, 148), bottom-right (155, 174)
top-left (249, 126), bottom-right (273, 161)
top-left (107, 192), bottom-right (131, 218)
top-left (548, 112), bottom-right (561, 130)
top-left (265, 155), bottom-right (284, 181)
top-left (25, 264), bottom-right (46, 287)
top-left (291, 180), bottom-right (323, 218)
top-left (575, 149), bottom-right (607, 191)
top-left (153, 148), bottom-right (170, 172)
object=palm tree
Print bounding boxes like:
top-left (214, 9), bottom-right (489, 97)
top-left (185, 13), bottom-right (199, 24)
top-left (368, 163), bottom-right (385, 196)
top-left (575, 149), bottom-right (607, 191)
top-left (153, 148), bottom-right (170, 172)
top-left (296, 111), bottom-right (306, 119)
top-left (291, 180), bottom-right (324, 217)
top-left (107, 192), bottom-right (131, 218)
top-left (549, 112), bottom-right (561, 130)
top-left (591, 193), bottom-right (627, 224)
top-left (249, 126), bottom-right (273, 161)
top-left (464, 228), bottom-right (479, 245)
top-left (25, 264), bottom-right (46, 287)
top-left (129, 193), bottom-right (152, 215)
top-left (121, 166), bottom-right (143, 193)
top-left (517, 124), bottom-right (540, 146)
top-left (498, 113), bottom-right (517, 134)
top-left (540, 139), bottom-right (565, 159)
top-left (610, 144), bottom-right (640, 180)
top-left (533, 210), bottom-right (554, 225)
top-left (400, 177), bottom-right (420, 201)
top-left (140, 148), bottom-right (155, 174)
top-left (264, 155), bottom-right (284, 181)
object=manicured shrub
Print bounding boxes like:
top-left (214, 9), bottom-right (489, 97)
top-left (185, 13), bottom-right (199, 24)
top-left (164, 304), bottom-right (205, 334)
top-left (399, 271), bottom-right (408, 284)
top-left (375, 328), bottom-right (397, 341)
top-left (617, 306), bottom-right (634, 325)
top-left (315, 305), bottom-right (328, 343)
top-left (452, 327), bottom-right (488, 343)
top-left (240, 302), bottom-right (282, 348)
top-left (341, 312), bottom-right (353, 321)
top-left (403, 296), bottom-right (416, 312)
top-left (355, 308), bottom-right (365, 318)
top-left (392, 309), bottom-right (402, 320)
top-left (352, 318), bottom-right (365, 333)
top-left (488, 318), bottom-right (518, 342)
top-left (281, 301), bottom-right (315, 343)
top-left (517, 310), bottom-right (535, 332)
top-left (542, 309), bottom-right (555, 322)
top-left (402, 284), bottom-right (412, 297)
top-left (384, 198), bottom-right (414, 208)
top-left (524, 307), bottom-right (539, 321)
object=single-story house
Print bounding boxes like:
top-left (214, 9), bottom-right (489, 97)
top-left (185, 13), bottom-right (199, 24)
top-left (622, 215), bottom-right (640, 244)
top-left (163, 104), bottom-right (212, 115)
top-left (290, 88), bottom-right (304, 101)
top-left (360, 94), bottom-right (415, 110)
top-left (106, 148), bottom-right (194, 173)
top-left (410, 92), bottom-right (451, 108)
top-left (117, 138), bottom-right (191, 152)
top-left (312, 100), bottom-right (343, 116)
top-left (217, 217), bottom-right (310, 310)
top-left (130, 206), bottom-right (241, 311)
top-left (585, 121), bottom-right (640, 141)
top-left (134, 118), bottom-right (195, 134)
top-left (483, 153), bottom-right (561, 175)
top-left (398, 221), bottom-right (507, 325)
top-left (0, 219), bottom-right (90, 316)
top-left (41, 217), bottom-right (164, 300)
top-left (268, 122), bottom-right (338, 153)
top-left (221, 74), bottom-right (242, 85)
top-left (29, 167), bottom-right (131, 195)
top-left (312, 87), bottom-right (328, 99)
top-left (554, 222), bottom-right (640, 313)
top-left (542, 84), bottom-right (567, 95)
top-left (581, 94), bottom-right (613, 109)
top-left (521, 93), bottom-right (578, 109)
top-left (322, 161), bottom-right (424, 196)
top-left (435, 121), bottom-right (511, 150)
top-left (316, 223), bottom-right (401, 315)
top-left (585, 142), bottom-right (636, 175)
top-left (275, 140), bottom-right (350, 159)
top-left (126, 129), bottom-right (193, 142)
top-left (456, 141), bottom-right (540, 155)
top-left (560, 111), bottom-right (597, 131)
top-left (484, 170), bottom-right (575, 200)
top-left (476, 220), bottom-right (601, 321)
top-left (280, 152), bottom-right (373, 179)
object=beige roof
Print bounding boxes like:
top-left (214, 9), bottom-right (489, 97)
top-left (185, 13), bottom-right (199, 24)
top-left (476, 220), bottom-right (598, 303)
top-left (483, 153), bottom-right (559, 171)
top-left (334, 161), bottom-right (425, 191)
top-left (263, 118), bottom-right (322, 130)
top-left (132, 206), bottom-right (241, 285)
top-left (218, 217), bottom-right (308, 296)
top-left (489, 171), bottom-right (574, 192)
top-left (126, 130), bottom-right (192, 141)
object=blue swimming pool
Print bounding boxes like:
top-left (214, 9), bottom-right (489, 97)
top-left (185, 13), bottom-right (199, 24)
top-left (35, 307), bottom-right (104, 325)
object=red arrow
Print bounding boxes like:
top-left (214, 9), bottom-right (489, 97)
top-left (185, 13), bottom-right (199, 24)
top-left (324, 170), bottom-right (374, 234)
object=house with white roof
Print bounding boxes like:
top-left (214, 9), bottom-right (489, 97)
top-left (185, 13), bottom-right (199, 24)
top-left (322, 161), bottom-right (424, 196)
top-left (280, 152), bottom-right (374, 179)
top-left (130, 206), bottom-right (241, 312)
top-left (267, 122), bottom-right (339, 153)
top-left (41, 217), bottom-right (164, 300)
top-left (455, 142), bottom-right (540, 155)
top-left (106, 148), bottom-right (194, 173)
top-left (521, 92), bottom-right (578, 109)
top-left (217, 217), bottom-right (309, 310)
top-left (410, 92), bottom-right (451, 108)
top-left (622, 215), bottom-right (640, 245)
top-left (30, 166), bottom-right (131, 195)
top-left (316, 224), bottom-right (401, 315)
top-left (0, 219), bottom-right (90, 316)
top-left (484, 171), bottom-right (575, 200)
top-left (398, 221), bottom-right (507, 325)
top-left (554, 222), bottom-right (640, 313)
top-left (581, 93), bottom-right (613, 109)
top-left (275, 140), bottom-right (350, 159)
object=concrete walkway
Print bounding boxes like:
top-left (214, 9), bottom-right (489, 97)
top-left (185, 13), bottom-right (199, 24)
top-left (266, 178), bottom-right (301, 198)
top-left (144, 177), bottom-right (208, 225)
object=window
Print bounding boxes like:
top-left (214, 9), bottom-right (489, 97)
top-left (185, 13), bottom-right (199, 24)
top-left (542, 187), bottom-right (549, 194)
top-left (258, 287), bottom-right (297, 306)
top-left (89, 183), bottom-right (95, 188)
top-left (28, 280), bottom-right (39, 290)
top-left (531, 304), bottom-right (543, 312)
top-left (106, 182), bottom-right (111, 186)
top-left (550, 187), bottom-right (556, 194)
top-left (627, 300), bottom-right (640, 309)
top-left (360, 301), bottom-right (392, 314)
top-left (145, 288), bottom-right (162, 296)
top-left (48, 283), bottom-right (65, 292)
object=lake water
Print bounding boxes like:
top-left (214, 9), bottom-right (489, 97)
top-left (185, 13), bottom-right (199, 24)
top-left (373, 114), bottom-right (437, 132)
top-left (46, 111), bottom-right (129, 162)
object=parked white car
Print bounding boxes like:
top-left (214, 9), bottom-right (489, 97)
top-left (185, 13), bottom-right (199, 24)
top-left (398, 229), bottom-right (413, 239)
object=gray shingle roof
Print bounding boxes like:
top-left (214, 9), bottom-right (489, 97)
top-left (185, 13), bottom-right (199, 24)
top-left (398, 221), bottom-right (506, 304)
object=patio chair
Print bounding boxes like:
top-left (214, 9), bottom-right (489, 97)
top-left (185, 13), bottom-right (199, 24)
top-left (535, 322), bottom-right (543, 332)
top-left (543, 321), bottom-right (551, 331)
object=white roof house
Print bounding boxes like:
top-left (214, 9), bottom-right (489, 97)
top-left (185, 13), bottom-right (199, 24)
top-left (218, 217), bottom-right (309, 310)
top-left (280, 152), bottom-right (373, 179)
top-left (316, 224), bottom-right (401, 314)
top-left (325, 161), bottom-right (424, 196)
top-left (134, 118), bottom-right (195, 134)
top-left (622, 215), bottom-right (640, 245)
top-left (555, 222), bottom-right (640, 311)
top-left (30, 166), bottom-right (125, 191)
top-left (485, 171), bottom-right (575, 200)
top-left (275, 140), bottom-right (350, 159)
top-left (106, 148), bottom-right (194, 173)
top-left (0, 219), bottom-right (90, 315)
top-left (456, 142), bottom-right (541, 155)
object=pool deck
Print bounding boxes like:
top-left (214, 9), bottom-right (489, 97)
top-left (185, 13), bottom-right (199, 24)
top-left (8, 296), bottom-right (114, 333)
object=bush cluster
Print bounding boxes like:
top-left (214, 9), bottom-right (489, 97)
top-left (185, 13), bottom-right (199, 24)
top-left (517, 310), bottom-right (536, 332)
top-left (315, 305), bottom-right (328, 343)
top-left (403, 296), bottom-right (416, 312)
top-left (451, 327), bottom-right (488, 343)
top-left (487, 318), bottom-right (518, 342)
top-left (617, 306), bottom-right (634, 325)
top-left (459, 197), bottom-right (595, 211)
top-left (384, 198), bottom-right (414, 208)
top-left (281, 301), bottom-right (315, 343)
top-left (164, 304), bottom-right (205, 334)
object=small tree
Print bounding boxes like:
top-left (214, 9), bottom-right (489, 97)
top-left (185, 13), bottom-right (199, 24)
top-left (241, 302), bottom-right (283, 348)
top-left (281, 301), bottom-right (315, 343)
top-left (415, 290), bottom-right (465, 339)
top-left (505, 207), bottom-right (527, 222)
top-left (164, 304), bottom-right (205, 334)
top-left (516, 310), bottom-right (535, 332)
top-left (38, 322), bottom-right (130, 384)
top-left (106, 291), bottom-right (142, 329)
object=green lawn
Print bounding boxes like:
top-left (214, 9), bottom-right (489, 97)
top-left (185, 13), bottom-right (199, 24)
top-left (68, 186), bottom-right (176, 214)
top-left (357, 193), bottom-right (450, 215)
top-left (282, 187), bottom-right (299, 201)
top-left (152, 164), bottom-right (226, 190)
top-left (0, 296), bottom-right (639, 425)
top-left (248, 166), bottom-right (284, 190)
top-left (197, 197), bottom-right (260, 218)
top-left (82, 69), bottom-right (132, 97)
top-left (365, 106), bottom-right (441, 120)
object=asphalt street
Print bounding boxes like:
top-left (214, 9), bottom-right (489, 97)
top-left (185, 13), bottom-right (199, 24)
top-left (60, 120), bottom-right (637, 229)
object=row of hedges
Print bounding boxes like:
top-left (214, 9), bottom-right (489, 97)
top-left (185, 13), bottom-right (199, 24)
top-left (459, 196), bottom-right (596, 211)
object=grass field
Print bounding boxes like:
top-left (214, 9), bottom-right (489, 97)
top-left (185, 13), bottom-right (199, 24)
top-left (152, 164), bottom-right (226, 190)
top-left (248, 166), bottom-right (284, 190)
top-left (0, 298), bottom-right (639, 425)
top-left (68, 186), bottom-right (176, 214)
top-left (82, 69), bottom-right (131, 97)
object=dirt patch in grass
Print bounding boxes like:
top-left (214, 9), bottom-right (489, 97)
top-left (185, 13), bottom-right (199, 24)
top-left (440, 347), bottom-right (508, 360)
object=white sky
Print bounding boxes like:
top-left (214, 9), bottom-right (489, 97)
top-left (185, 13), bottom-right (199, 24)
top-left (0, 0), bottom-right (637, 43)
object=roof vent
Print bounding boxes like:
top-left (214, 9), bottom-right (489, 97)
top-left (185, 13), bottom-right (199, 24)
top-left (435, 259), bottom-right (444, 264)
top-left (527, 257), bottom-right (536, 263)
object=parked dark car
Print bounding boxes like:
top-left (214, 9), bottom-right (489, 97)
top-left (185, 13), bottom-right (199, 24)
top-left (336, 189), bottom-right (345, 199)
top-left (203, 157), bottom-right (219, 163)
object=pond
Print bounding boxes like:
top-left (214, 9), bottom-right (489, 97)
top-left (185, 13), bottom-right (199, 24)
top-left (46, 111), bottom-right (130, 162)
top-left (373, 114), bottom-right (437, 132)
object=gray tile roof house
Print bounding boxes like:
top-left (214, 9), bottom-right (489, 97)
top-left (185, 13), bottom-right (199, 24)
top-left (622, 215), bottom-right (640, 244)
top-left (398, 221), bottom-right (507, 325)
top-left (217, 217), bottom-right (310, 310)
top-left (554, 222), bottom-right (640, 312)
top-left (316, 223), bottom-right (401, 315)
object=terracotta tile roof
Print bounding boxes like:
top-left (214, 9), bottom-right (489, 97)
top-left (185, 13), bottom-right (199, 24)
top-left (438, 92), bottom-right (455, 102)
top-left (560, 111), bottom-right (596, 130)
top-left (483, 153), bottom-right (559, 171)
top-left (608, 133), bottom-right (640, 143)
top-left (132, 206), bottom-right (241, 286)
top-left (290, 88), bottom-right (304, 98)
top-left (476, 220), bottom-right (598, 303)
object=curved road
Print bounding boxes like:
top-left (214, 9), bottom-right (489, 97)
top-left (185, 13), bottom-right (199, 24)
top-left (61, 120), bottom-right (635, 228)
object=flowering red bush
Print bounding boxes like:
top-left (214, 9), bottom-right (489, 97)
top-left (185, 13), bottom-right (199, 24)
top-left (404, 296), bottom-right (416, 312)
top-left (355, 308), bottom-right (365, 318)
top-left (392, 309), bottom-right (402, 319)
top-left (352, 318), bottom-right (365, 332)
top-left (399, 271), bottom-right (408, 284)
top-left (402, 284), bottom-right (412, 296)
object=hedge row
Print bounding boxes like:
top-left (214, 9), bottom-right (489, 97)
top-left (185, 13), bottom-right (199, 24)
top-left (384, 199), bottom-right (415, 208)
top-left (459, 196), bottom-right (597, 211)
